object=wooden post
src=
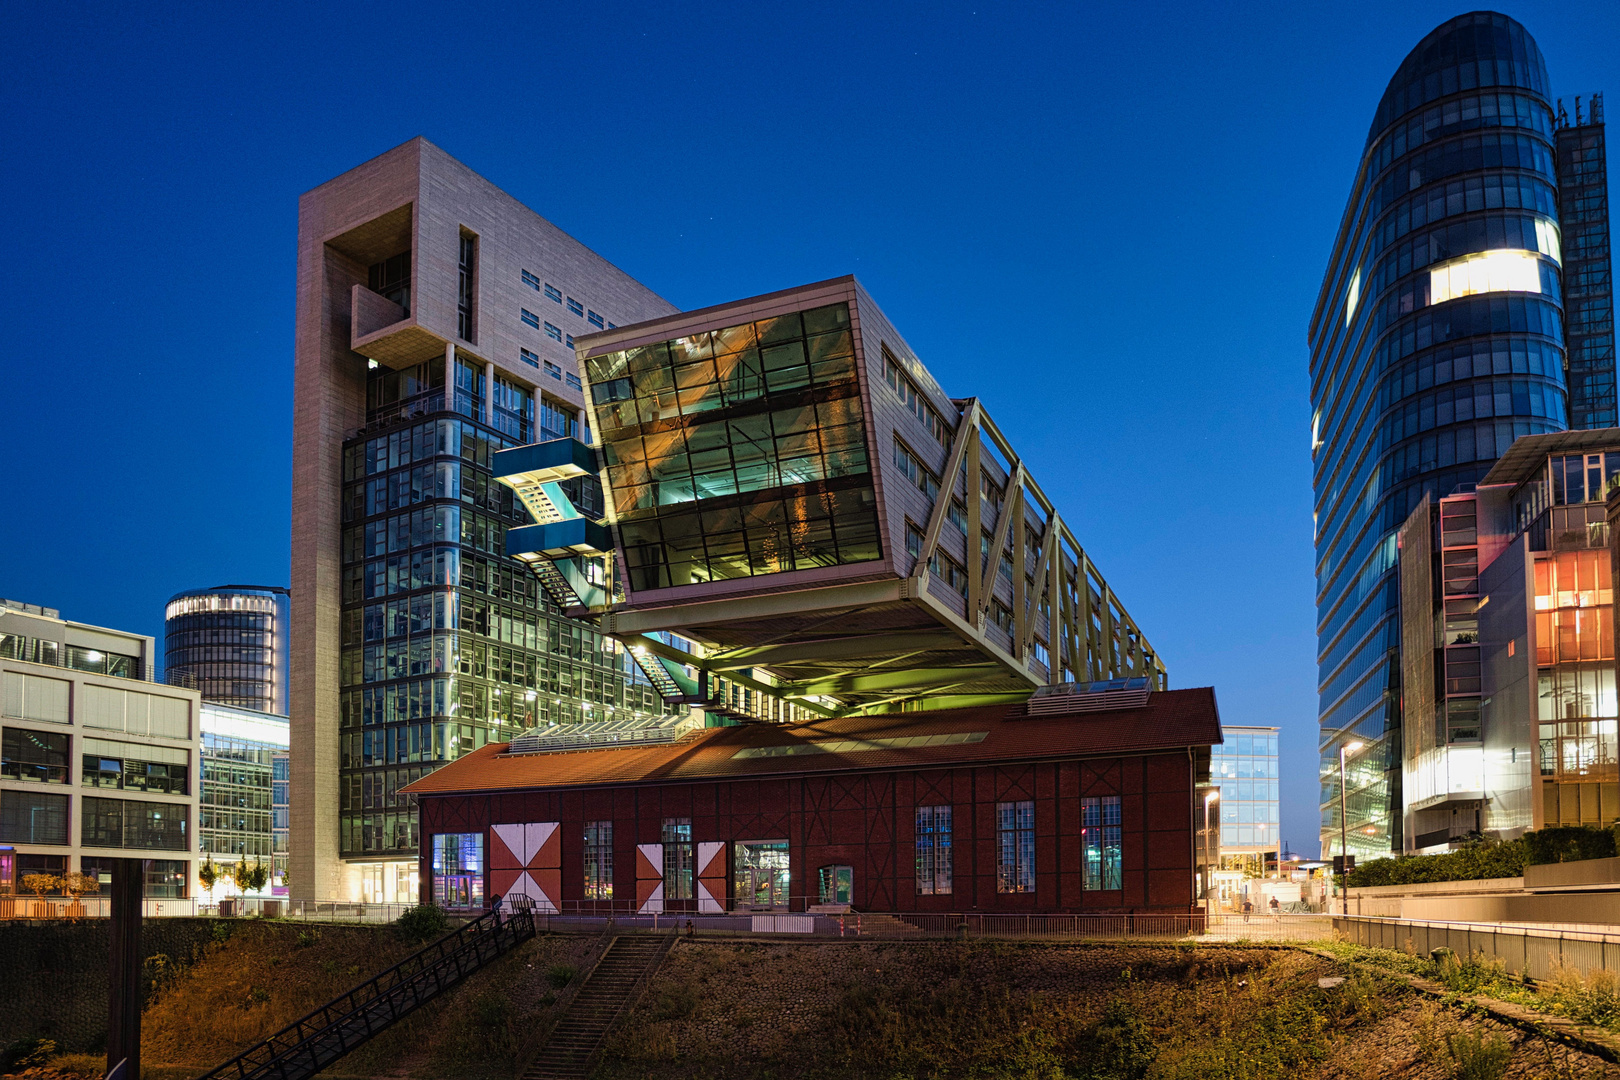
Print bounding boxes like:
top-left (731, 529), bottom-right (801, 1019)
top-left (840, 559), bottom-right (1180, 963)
top-left (106, 858), bottom-right (142, 1080)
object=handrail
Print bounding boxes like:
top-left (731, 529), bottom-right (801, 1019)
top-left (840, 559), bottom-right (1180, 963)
top-left (1337, 913), bottom-right (1620, 945)
top-left (195, 906), bottom-right (533, 1080)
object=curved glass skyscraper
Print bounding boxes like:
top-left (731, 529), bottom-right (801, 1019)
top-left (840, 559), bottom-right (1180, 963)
top-left (165, 585), bottom-right (292, 715)
top-left (1311, 13), bottom-right (1570, 858)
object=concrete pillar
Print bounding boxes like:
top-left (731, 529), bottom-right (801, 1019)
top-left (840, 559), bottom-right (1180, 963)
top-left (107, 858), bottom-right (142, 1080)
top-left (484, 361), bottom-right (495, 426)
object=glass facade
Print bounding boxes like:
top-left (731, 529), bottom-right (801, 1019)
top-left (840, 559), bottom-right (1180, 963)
top-left (339, 349), bottom-right (673, 862)
top-left (164, 587), bottom-right (290, 715)
top-left (1555, 95), bottom-right (1617, 429)
top-left (1081, 796), bottom-right (1122, 891)
top-left (1312, 13), bottom-right (1571, 858)
top-left (1209, 727), bottom-right (1281, 858)
top-left (584, 302), bottom-right (883, 591)
top-left (271, 751), bottom-right (288, 887)
top-left (200, 723), bottom-right (280, 864)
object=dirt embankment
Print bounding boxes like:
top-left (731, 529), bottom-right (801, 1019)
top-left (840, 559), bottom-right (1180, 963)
top-left (599, 940), bottom-right (1620, 1079)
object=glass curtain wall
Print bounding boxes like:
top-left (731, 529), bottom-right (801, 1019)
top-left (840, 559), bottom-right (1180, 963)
top-left (584, 302), bottom-right (882, 591)
top-left (1310, 13), bottom-right (1569, 857)
top-left (338, 349), bottom-right (674, 864)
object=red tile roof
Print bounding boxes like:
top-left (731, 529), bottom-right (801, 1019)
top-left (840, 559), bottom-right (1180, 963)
top-left (403, 687), bottom-right (1221, 797)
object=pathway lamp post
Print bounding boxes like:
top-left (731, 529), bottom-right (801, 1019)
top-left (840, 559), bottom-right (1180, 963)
top-left (1338, 740), bottom-right (1365, 916)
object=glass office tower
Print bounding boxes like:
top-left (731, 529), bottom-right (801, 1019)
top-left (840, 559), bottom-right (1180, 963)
top-left (1310, 13), bottom-right (1570, 858)
top-left (165, 586), bottom-right (291, 715)
top-left (1556, 94), bottom-right (1617, 430)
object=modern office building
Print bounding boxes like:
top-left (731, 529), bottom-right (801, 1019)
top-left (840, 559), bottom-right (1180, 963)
top-left (272, 750), bottom-right (288, 890)
top-left (164, 586), bottom-right (291, 715)
top-left (290, 138), bottom-right (682, 902)
top-left (0, 599), bottom-right (201, 898)
top-left (1209, 726), bottom-right (1280, 873)
top-left (499, 276), bottom-right (1164, 719)
top-left (1310, 12), bottom-right (1616, 857)
top-left (1398, 429), bottom-right (1620, 850)
top-left (1557, 95), bottom-right (1616, 430)
top-left (199, 701), bottom-right (288, 892)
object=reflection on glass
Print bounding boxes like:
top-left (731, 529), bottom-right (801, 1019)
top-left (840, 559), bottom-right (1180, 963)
top-left (587, 303), bottom-right (882, 590)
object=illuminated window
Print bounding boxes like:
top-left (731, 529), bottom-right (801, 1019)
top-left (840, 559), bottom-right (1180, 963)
top-left (584, 820), bottom-right (612, 899)
top-left (996, 800), bottom-right (1034, 893)
top-left (1082, 795), bottom-right (1122, 890)
top-left (916, 805), bottom-right (952, 895)
top-left (1430, 249), bottom-right (1543, 306)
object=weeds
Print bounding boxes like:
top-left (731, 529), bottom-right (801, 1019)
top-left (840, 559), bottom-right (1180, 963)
top-left (547, 963), bottom-right (577, 988)
top-left (1541, 960), bottom-right (1620, 1027)
top-left (650, 984), bottom-right (697, 1020)
top-left (1447, 1030), bottom-right (1513, 1080)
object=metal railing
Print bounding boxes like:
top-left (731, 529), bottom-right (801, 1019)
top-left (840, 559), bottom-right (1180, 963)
top-left (196, 905), bottom-right (535, 1080)
top-left (1336, 914), bottom-right (1620, 981)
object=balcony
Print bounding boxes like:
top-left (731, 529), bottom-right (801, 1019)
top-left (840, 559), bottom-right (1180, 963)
top-left (351, 285), bottom-right (448, 370)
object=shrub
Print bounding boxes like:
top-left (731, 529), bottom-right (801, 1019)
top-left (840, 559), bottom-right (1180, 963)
top-left (649, 983), bottom-right (697, 1020)
top-left (1345, 838), bottom-right (1527, 887)
top-left (547, 963), bottom-right (578, 988)
top-left (1446, 1030), bottom-right (1512, 1080)
top-left (1, 1038), bottom-right (58, 1073)
top-left (1433, 950), bottom-right (1509, 995)
top-left (1523, 825), bottom-right (1616, 865)
top-left (395, 903), bottom-right (450, 944)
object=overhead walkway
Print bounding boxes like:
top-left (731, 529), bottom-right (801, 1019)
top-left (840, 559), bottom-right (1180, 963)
top-left (496, 276), bottom-right (1163, 721)
top-left (195, 906), bottom-right (535, 1080)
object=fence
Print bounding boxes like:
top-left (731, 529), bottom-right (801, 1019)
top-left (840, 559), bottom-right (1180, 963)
top-left (1336, 915), bottom-right (1620, 981)
top-left (0, 896), bottom-right (422, 923)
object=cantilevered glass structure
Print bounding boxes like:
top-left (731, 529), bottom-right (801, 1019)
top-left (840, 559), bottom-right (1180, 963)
top-left (1310, 13), bottom-right (1570, 859)
top-left (497, 277), bottom-right (1163, 721)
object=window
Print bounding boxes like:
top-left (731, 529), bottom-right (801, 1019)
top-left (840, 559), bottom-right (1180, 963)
top-left (545, 283), bottom-right (562, 302)
top-left (544, 322), bottom-right (562, 342)
top-left (3, 672), bottom-right (70, 724)
top-left (2, 728), bottom-right (68, 784)
top-left (82, 738), bottom-right (189, 794)
top-left (587, 310), bottom-right (605, 328)
top-left (996, 800), bottom-right (1034, 893)
top-left (81, 856), bottom-right (189, 899)
top-left (521, 309), bottom-right (540, 329)
top-left (432, 832), bottom-right (484, 908)
top-left (520, 348), bottom-right (541, 369)
top-left (81, 796), bottom-right (189, 851)
top-left (947, 500), bottom-right (968, 535)
top-left (881, 345), bottom-right (951, 446)
top-left (457, 234), bottom-right (477, 341)
top-left (368, 252), bottom-right (411, 314)
top-left (893, 438), bottom-right (940, 500)
top-left (915, 805), bottom-right (952, 895)
top-left (521, 269), bottom-right (541, 291)
top-left (65, 645), bottom-right (138, 679)
top-left (584, 820), bottom-right (613, 900)
top-left (1082, 795), bottom-right (1122, 891)
top-left (567, 297), bottom-right (584, 317)
top-left (662, 817), bottom-right (693, 900)
top-left (0, 790), bottom-right (69, 844)
top-left (565, 372), bottom-right (582, 391)
top-left (565, 334), bottom-right (575, 349)
top-left (543, 360), bottom-right (563, 380)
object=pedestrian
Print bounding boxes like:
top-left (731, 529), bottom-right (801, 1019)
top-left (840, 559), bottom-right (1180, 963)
top-left (1269, 896), bottom-right (1280, 922)
top-left (684, 918), bottom-right (695, 939)
top-left (1241, 898), bottom-right (1252, 923)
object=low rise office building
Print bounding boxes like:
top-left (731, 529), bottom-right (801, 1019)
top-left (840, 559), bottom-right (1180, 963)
top-left (0, 600), bottom-right (200, 899)
top-left (199, 701), bottom-right (289, 895)
top-left (1399, 429), bottom-right (1620, 849)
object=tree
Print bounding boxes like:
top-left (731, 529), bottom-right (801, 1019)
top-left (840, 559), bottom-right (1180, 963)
top-left (246, 857), bottom-right (269, 893)
top-left (61, 871), bottom-right (99, 899)
top-left (232, 857), bottom-right (253, 894)
top-left (21, 874), bottom-right (60, 901)
top-left (199, 855), bottom-right (220, 902)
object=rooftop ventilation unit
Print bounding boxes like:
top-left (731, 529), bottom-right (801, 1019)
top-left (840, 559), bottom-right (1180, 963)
top-left (506, 715), bottom-right (702, 755)
top-left (1025, 677), bottom-right (1152, 716)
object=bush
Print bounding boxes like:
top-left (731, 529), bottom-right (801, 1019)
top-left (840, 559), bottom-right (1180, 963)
top-left (1, 1038), bottom-right (58, 1073)
top-left (1541, 961), bottom-right (1620, 1026)
top-left (649, 984), bottom-right (697, 1020)
top-left (1523, 825), bottom-right (1616, 865)
top-left (547, 963), bottom-right (577, 988)
top-left (1345, 838), bottom-right (1527, 887)
top-left (395, 903), bottom-right (450, 944)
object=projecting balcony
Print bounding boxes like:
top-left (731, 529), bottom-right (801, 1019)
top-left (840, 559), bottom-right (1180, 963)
top-left (350, 284), bottom-right (448, 369)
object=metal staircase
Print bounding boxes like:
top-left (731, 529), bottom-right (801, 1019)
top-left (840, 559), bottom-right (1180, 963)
top-left (520, 554), bottom-right (586, 611)
top-left (522, 932), bottom-right (676, 1080)
top-left (196, 907), bottom-right (536, 1080)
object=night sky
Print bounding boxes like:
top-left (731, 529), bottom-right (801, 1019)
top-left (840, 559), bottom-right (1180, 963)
top-left (3, 2), bottom-right (1617, 854)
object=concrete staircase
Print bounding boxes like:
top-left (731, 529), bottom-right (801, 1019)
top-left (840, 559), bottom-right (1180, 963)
top-left (522, 933), bottom-right (674, 1080)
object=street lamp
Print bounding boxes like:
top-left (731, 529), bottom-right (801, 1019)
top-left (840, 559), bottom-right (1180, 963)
top-left (1203, 790), bottom-right (1219, 905)
top-left (1338, 740), bottom-right (1365, 916)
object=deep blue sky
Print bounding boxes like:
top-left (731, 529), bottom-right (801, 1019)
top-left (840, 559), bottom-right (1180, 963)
top-left (2, 2), bottom-right (1617, 854)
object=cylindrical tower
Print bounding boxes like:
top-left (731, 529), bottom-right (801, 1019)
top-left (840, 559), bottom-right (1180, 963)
top-left (1309, 13), bottom-right (1568, 859)
top-left (163, 585), bottom-right (291, 715)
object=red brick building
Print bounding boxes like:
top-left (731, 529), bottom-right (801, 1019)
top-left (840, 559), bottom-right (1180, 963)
top-left (404, 686), bottom-right (1219, 915)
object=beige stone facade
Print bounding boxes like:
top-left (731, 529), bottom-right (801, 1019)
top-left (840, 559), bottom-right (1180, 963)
top-left (290, 138), bottom-right (675, 900)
